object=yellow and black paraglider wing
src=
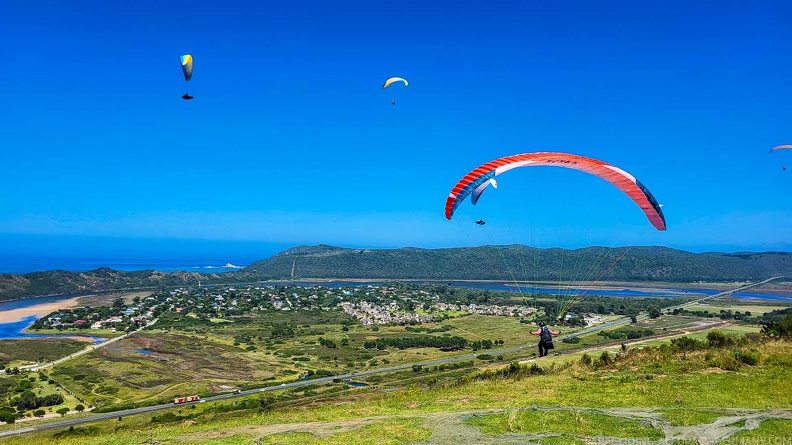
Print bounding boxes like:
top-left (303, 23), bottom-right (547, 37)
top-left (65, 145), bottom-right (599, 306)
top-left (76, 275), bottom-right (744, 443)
top-left (180, 54), bottom-right (193, 81)
top-left (382, 77), bottom-right (408, 89)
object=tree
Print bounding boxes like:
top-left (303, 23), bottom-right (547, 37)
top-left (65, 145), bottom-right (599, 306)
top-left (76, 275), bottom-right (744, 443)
top-left (56, 407), bottom-right (69, 416)
top-left (75, 404), bottom-right (85, 413)
top-left (648, 307), bottom-right (662, 319)
top-left (33, 409), bottom-right (46, 418)
top-left (0, 410), bottom-right (15, 424)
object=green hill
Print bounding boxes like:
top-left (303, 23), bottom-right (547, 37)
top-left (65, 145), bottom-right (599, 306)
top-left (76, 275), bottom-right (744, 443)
top-left (235, 244), bottom-right (792, 283)
top-left (1, 245), bottom-right (790, 301)
top-left (3, 336), bottom-right (791, 444)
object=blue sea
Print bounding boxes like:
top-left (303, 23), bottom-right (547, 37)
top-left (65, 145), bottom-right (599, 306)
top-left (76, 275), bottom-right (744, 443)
top-left (0, 255), bottom-right (258, 275)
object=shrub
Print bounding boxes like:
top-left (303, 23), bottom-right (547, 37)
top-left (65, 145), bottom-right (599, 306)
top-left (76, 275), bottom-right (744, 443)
top-left (735, 350), bottom-right (760, 366)
top-left (706, 331), bottom-right (736, 348)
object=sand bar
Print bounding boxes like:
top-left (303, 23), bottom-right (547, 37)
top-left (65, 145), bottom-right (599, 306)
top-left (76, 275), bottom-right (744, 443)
top-left (0, 297), bottom-right (81, 323)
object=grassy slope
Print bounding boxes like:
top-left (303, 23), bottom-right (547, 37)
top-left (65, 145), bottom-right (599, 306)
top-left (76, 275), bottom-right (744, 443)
top-left (3, 340), bottom-right (790, 444)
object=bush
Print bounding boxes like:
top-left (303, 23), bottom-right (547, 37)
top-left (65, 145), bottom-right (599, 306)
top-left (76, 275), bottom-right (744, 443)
top-left (52, 426), bottom-right (101, 439)
top-left (476, 354), bottom-right (495, 361)
top-left (735, 350), bottom-right (760, 366)
top-left (562, 337), bottom-right (580, 344)
top-left (671, 336), bottom-right (707, 352)
top-left (580, 353), bottom-right (592, 366)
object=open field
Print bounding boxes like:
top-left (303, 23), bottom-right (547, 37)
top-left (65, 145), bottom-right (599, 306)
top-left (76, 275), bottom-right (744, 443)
top-left (25, 327), bottom-right (121, 338)
top-left (0, 339), bottom-right (90, 368)
top-left (685, 301), bottom-right (789, 315)
top-left (76, 292), bottom-right (151, 308)
top-left (44, 312), bottom-right (560, 409)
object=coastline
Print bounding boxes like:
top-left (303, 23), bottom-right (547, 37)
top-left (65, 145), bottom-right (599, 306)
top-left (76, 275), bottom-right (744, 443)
top-left (0, 297), bottom-right (81, 324)
top-left (0, 278), bottom-right (788, 311)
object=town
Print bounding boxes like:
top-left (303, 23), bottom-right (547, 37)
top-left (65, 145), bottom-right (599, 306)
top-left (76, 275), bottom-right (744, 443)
top-left (30, 283), bottom-right (548, 333)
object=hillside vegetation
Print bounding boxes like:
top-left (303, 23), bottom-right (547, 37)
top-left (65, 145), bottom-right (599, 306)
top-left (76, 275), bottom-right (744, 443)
top-left (1, 244), bottom-right (791, 301)
top-left (3, 331), bottom-right (791, 444)
top-left (239, 244), bottom-right (792, 282)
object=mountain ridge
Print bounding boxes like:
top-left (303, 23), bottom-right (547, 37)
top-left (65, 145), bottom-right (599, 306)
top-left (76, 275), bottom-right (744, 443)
top-left (0, 244), bottom-right (790, 301)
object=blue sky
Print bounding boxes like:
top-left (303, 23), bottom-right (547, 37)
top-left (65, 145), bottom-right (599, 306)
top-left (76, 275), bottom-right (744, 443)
top-left (1, 0), bottom-right (790, 258)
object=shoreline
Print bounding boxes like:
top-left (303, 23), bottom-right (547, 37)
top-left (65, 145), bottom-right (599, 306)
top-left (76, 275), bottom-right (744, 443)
top-left (0, 297), bottom-right (81, 324)
top-left (0, 279), bottom-right (788, 307)
top-left (269, 278), bottom-right (790, 293)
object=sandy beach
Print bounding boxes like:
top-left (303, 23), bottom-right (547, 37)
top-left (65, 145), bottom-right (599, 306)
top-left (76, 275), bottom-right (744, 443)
top-left (0, 297), bottom-right (81, 323)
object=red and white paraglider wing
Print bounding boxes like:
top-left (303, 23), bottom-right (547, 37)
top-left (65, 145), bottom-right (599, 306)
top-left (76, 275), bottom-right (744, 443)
top-left (444, 152), bottom-right (666, 231)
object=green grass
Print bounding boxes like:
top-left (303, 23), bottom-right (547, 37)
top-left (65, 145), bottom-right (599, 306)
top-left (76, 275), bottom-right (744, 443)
top-left (0, 338), bottom-right (90, 367)
top-left (720, 419), bottom-right (792, 443)
top-left (465, 409), bottom-right (664, 439)
top-left (683, 325), bottom-right (761, 341)
top-left (258, 418), bottom-right (431, 445)
top-left (658, 409), bottom-right (723, 426)
top-left (26, 327), bottom-right (121, 338)
top-left (537, 436), bottom-right (587, 444)
top-left (0, 373), bottom-right (84, 420)
top-left (684, 303), bottom-right (787, 315)
top-left (2, 340), bottom-right (790, 444)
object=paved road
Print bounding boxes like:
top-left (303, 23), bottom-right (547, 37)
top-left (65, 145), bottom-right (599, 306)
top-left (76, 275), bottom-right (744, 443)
top-left (14, 319), bottom-right (161, 373)
top-left (0, 277), bottom-right (782, 438)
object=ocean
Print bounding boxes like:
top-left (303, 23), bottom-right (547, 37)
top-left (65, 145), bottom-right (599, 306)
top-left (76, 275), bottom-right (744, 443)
top-left (0, 255), bottom-right (259, 275)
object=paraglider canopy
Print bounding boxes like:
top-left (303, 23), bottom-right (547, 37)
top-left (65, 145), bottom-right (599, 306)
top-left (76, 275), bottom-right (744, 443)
top-left (182, 94), bottom-right (194, 100)
top-left (180, 55), bottom-right (193, 81)
top-left (445, 152), bottom-right (667, 231)
top-left (382, 77), bottom-right (408, 89)
top-left (475, 219), bottom-right (486, 225)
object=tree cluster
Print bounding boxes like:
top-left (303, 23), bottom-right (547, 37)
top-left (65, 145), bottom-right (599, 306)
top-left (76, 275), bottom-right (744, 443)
top-left (363, 335), bottom-right (468, 351)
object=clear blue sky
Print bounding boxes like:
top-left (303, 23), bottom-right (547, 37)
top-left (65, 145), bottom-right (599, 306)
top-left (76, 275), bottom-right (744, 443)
top-left (1, 0), bottom-right (790, 258)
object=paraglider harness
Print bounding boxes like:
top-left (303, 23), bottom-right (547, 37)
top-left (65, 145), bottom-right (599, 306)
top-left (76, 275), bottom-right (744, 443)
top-left (540, 326), bottom-right (554, 349)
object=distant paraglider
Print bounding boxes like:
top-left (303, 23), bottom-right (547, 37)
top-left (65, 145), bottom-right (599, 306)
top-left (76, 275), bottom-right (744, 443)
top-left (180, 54), bottom-right (194, 100)
top-left (445, 152), bottom-right (667, 231)
top-left (770, 145), bottom-right (792, 153)
top-left (770, 145), bottom-right (791, 171)
top-left (383, 77), bottom-right (408, 105)
top-left (383, 77), bottom-right (408, 89)
top-left (475, 219), bottom-right (486, 225)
